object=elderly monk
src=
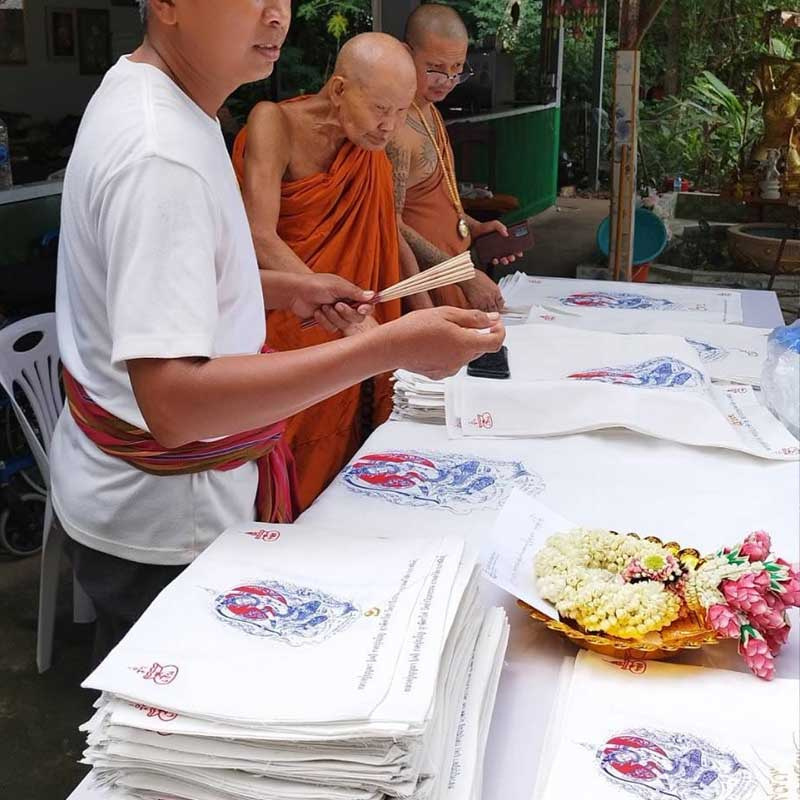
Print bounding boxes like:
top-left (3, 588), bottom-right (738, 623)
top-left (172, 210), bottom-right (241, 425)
top-left (233, 33), bottom-right (431, 510)
top-left (388, 3), bottom-right (518, 313)
top-left (52, 0), bottom-right (505, 663)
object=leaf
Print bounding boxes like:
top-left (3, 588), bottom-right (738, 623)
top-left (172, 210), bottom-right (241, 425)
top-left (327, 11), bottom-right (349, 41)
top-left (769, 37), bottom-right (794, 60)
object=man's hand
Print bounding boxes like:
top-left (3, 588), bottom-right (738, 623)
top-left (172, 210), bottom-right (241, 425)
top-left (286, 274), bottom-right (375, 332)
top-left (461, 270), bottom-right (505, 313)
top-left (470, 219), bottom-right (524, 266)
top-left (314, 302), bottom-right (380, 338)
top-left (389, 307), bottom-right (506, 380)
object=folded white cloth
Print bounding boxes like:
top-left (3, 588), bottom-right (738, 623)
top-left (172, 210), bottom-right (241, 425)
top-left (525, 307), bottom-right (771, 385)
top-left (77, 524), bottom-right (509, 800)
top-left (85, 528), bottom-right (468, 727)
top-left (499, 274), bottom-right (744, 324)
top-left (445, 325), bottom-right (799, 460)
top-left (535, 650), bottom-right (800, 800)
top-left (392, 370), bottom-right (447, 424)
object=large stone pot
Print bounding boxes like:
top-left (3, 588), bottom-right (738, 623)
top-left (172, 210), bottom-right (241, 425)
top-left (727, 224), bottom-right (800, 274)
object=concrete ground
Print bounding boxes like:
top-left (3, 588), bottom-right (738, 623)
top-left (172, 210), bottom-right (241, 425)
top-left (0, 554), bottom-right (92, 798)
top-left (495, 197), bottom-right (609, 282)
top-left (0, 197), bottom-right (611, 799)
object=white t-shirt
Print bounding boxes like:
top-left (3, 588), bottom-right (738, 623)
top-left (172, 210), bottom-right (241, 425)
top-left (51, 57), bottom-right (266, 565)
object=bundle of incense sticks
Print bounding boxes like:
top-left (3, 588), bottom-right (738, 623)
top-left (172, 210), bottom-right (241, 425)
top-left (301, 251), bottom-right (475, 329)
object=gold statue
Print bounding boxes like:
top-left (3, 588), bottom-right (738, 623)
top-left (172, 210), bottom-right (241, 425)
top-left (751, 57), bottom-right (800, 188)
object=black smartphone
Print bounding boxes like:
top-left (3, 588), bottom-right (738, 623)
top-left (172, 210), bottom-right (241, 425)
top-left (467, 346), bottom-right (510, 380)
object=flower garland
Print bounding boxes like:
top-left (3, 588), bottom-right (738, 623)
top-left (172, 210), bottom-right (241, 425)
top-left (694, 531), bottom-right (800, 681)
top-left (534, 529), bottom-right (684, 639)
top-left (534, 529), bottom-right (800, 680)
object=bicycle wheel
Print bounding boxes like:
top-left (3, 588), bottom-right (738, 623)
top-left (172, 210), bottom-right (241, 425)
top-left (0, 493), bottom-right (45, 558)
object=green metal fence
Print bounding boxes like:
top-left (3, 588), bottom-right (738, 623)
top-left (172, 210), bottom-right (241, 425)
top-left (450, 105), bottom-right (560, 224)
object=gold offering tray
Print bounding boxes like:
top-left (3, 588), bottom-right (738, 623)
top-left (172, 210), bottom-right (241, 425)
top-left (520, 533), bottom-right (724, 661)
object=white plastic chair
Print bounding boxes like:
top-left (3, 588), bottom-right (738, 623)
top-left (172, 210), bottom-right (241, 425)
top-left (0, 313), bottom-right (95, 673)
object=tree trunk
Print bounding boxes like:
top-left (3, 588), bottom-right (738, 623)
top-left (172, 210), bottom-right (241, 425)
top-left (664, 0), bottom-right (681, 96)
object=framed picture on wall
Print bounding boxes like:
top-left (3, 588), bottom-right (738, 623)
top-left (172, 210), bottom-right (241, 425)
top-left (46, 7), bottom-right (76, 61)
top-left (77, 8), bottom-right (111, 75)
top-left (0, 0), bottom-right (27, 66)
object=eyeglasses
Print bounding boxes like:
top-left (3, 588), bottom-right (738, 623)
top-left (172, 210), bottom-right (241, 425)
top-left (425, 63), bottom-right (474, 88)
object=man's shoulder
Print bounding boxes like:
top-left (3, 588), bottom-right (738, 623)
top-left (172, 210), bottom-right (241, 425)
top-left (76, 61), bottom-right (219, 178)
top-left (247, 101), bottom-right (292, 138)
top-left (387, 125), bottom-right (416, 162)
top-left (244, 101), bottom-right (293, 161)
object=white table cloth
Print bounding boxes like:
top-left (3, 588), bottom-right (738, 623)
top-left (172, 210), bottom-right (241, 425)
top-left (500, 275), bottom-right (744, 324)
top-left (301, 418), bottom-right (800, 800)
top-left (67, 288), bottom-right (795, 800)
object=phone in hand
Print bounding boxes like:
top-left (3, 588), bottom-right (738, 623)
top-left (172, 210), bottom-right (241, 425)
top-left (473, 221), bottom-right (535, 267)
top-left (467, 346), bottom-right (510, 380)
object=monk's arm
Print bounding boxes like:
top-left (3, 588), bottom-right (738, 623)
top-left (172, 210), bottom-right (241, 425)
top-left (241, 103), bottom-right (313, 276)
top-left (387, 138), bottom-right (452, 271)
top-left (397, 228), bottom-right (433, 310)
top-left (386, 137), bottom-right (433, 309)
top-left (127, 308), bottom-right (505, 448)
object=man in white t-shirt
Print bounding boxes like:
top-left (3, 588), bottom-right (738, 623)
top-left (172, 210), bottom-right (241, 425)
top-left (52, 0), bottom-right (505, 662)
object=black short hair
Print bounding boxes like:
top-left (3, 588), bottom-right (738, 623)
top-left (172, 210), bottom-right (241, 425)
top-left (404, 3), bottom-right (469, 48)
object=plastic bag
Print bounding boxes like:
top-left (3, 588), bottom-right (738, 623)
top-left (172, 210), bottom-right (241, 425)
top-left (761, 321), bottom-right (800, 439)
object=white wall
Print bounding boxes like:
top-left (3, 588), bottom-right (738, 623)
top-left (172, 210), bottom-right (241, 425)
top-left (0, 0), bottom-right (143, 120)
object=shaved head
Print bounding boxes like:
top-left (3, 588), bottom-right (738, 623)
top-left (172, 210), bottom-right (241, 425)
top-left (327, 33), bottom-right (417, 151)
top-left (334, 32), bottom-right (416, 88)
top-left (405, 3), bottom-right (469, 48)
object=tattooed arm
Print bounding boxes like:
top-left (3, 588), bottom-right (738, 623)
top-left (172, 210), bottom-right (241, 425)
top-left (387, 136), bottom-right (433, 309)
top-left (386, 134), bottom-right (504, 311)
top-left (387, 137), bottom-right (452, 271)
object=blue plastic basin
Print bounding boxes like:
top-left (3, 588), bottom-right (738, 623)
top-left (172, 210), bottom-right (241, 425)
top-left (597, 208), bottom-right (669, 266)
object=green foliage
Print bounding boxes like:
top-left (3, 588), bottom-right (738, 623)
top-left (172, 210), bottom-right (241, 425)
top-left (638, 0), bottom-right (799, 98)
top-left (633, 1), bottom-right (797, 190)
top-left (297, 1), bottom-right (371, 50)
top-left (446, 0), bottom-right (513, 45)
top-left (639, 71), bottom-right (763, 191)
top-left (445, 1), bottom-right (547, 102)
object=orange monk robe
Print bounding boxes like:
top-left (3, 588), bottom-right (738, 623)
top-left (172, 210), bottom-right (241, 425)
top-left (232, 126), bottom-right (401, 512)
top-left (401, 110), bottom-right (469, 309)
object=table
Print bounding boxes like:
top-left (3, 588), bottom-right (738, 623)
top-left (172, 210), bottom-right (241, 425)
top-left (298, 285), bottom-right (797, 800)
top-left (302, 427), bottom-right (799, 800)
top-left (67, 287), bottom-right (796, 800)
top-left (501, 273), bottom-right (783, 328)
top-left (739, 282), bottom-right (787, 324)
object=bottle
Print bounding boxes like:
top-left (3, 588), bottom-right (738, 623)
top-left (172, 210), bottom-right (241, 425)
top-left (672, 174), bottom-right (682, 193)
top-left (0, 116), bottom-right (12, 190)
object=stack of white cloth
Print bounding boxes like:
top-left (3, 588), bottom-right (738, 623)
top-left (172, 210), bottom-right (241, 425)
top-left (445, 325), bottom-right (800, 460)
top-left (76, 524), bottom-right (509, 800)
top-left (392, 370), bottom-right (446, 424)
top-left (526, 306), bottom-right (771, 386)
top-left (534, 650), bottom-right (800, 800)
top-left (499, 273), bottom-right (744, 324)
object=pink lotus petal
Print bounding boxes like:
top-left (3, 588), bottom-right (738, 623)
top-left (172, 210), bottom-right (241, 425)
top-left (707, 604), bottom-right (742, 639)
top-left (740, 636), bottom-right (775, 681)
top-left (763, 624), bottom-right (791, 656)
top-left (740, 531), bottom-right (771, 563)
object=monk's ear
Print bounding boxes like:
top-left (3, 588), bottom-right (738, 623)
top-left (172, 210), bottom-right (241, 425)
top-left (150, 0), bottom-right (178, 25)
top-left (330, 76), bottom-right (347, 104)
